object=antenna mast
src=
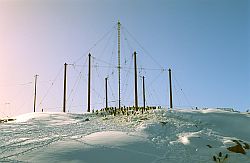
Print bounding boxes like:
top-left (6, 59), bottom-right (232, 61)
top-left (105, 77), bottom-right (108, 109)
top-left (168, 68), bottom-right (173, 109)
top-left (118, 21), bottom-right (121, 110)
top-left (33, 74), bottom-right (38, 112)
top-left (88, 53), bottom-right (91, 112)
top-left (134, 51), bottom-right (138, 111)
top-left (63, 63), bottom-right (67, 112)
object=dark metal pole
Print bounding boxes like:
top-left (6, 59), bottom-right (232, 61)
top-left (118, 21), bottom-right (121, 110)
top-left (134, 51), bottom-right (138, 111)
top-left (63, 63), bottom-right (67, 113)
top-left (33, 74), bottom-right (38, 112)
top-left (142, 76), bottom-right (146, 113)
top-left (105, 77), bottom-right (108, 109)
top-left (87, 53), bottom-right (91, 112)
top-left (168, 68), bottom-right (173, 109)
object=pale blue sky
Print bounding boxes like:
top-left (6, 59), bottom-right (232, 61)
top-left (0, 0), bottom-right (249, 116)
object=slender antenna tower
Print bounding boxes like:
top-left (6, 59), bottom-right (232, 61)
top-left (88, 53), bottom-right (91, 112)
top-left (63, 63), bottom-right (67, 112)
top-left (168, 68), bottom-right (173, 109)
top-left (105, 77), bottom-right (108, 109)
top-left (33, 74), bottom-right (38, 112)
top-left (134, 51), bottom-right (138, 111)
top-left (117, 21), bottom-right (121, 110)
top-left (142, 76), bottom-right (146, 113)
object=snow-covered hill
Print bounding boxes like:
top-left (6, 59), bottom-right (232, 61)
top-left (0, 109), bottom-right (250, 163)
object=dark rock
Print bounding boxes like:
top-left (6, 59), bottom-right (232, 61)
top-left (243, 143), bottom-right (250, 149)
top-left (232, 140), bottom-right (241, 145)
top-left (213, 156), bottom-right (216, 161)
top-left (160, 121), bottom-right (167, 126)
top-left (227, 144), bottom-right (246, 155)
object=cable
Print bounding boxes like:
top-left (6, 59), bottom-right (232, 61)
top-left (98, 27), bottom-right (116, 60)
top-left (147, 69), bottom-right (166, 88)
top-left (67, 66), bottom-right (84, 110)
top-left (121, 54), bottom-right (133, 99)
top-left (73, 25), bottom-right (116, 64)
top-left (70, 64), bottom-right (166, 72)
top-left (67, 56), bottom-right (88, 111)
top-left (107, 78), bottom-right (116, 105)
top-left (173, 79), bottom-right (182, 107)
top-left (92, 56), bottom-right (117, 68)
top-left (122, 25), bottom-right (164, 69)
top-left (0, 104), bottom-right (8, 117)
top-left (173, 73), bottom-right (193, 109)
top-left (121, 27), bottom-right (134, 53)
top-left (0, 82), bottom-right (32, 87)
top-left (146, 87), bottom-right (158, 107)
top-left (94, 64), bottom-right (105, 98)
top-left (37, 66), bottom-right (63, 110)
top-left (17, 92), bottom-right (34, 113)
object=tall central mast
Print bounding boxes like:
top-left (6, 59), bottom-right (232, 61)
top-left (118, 21), bottom-right (121, 110)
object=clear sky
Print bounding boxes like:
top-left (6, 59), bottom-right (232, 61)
top-left (0, 0), bottom-right (249, 117)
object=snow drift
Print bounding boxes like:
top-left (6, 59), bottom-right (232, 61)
top-left (0, 109), bottom-right (250, 162)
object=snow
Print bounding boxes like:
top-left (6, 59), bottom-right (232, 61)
top-left (83, 131), bottom-right (144, 146)
top-left (0, 108), bottom-right (250, 162)
top-left (176, 131), bottom-right (201, 145)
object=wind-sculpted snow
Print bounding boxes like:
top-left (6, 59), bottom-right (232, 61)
top-left (0, 109), bottom-right (249, 162)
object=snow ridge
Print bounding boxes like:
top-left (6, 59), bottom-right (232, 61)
top-left (0, 109), bottom-right (249, 162)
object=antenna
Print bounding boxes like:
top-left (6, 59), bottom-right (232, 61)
top-left (105, 77), bottom-right (108, 109)
top-left (142, 76), bottom-right (146, 113)
top-left (134, 51), bottom-right (138, 111)
top-left (88, 53), bottom-right (91, 112)
top-left (168, 69), bottom-right (173, 109)
top-left (33, 74), bottom-right (38, 112)
top-left (118, 21), bottom-right (121, 110)
top-left (63, 63), bottom-right (67, 112)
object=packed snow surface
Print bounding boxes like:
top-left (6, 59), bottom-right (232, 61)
top-left (0, 109), bottom-right (250, 162)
